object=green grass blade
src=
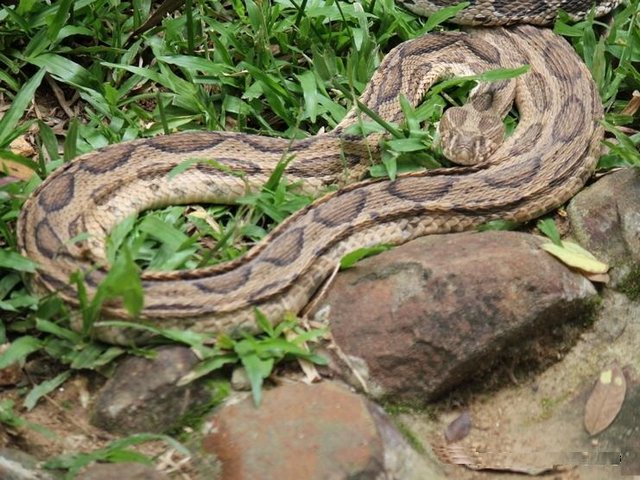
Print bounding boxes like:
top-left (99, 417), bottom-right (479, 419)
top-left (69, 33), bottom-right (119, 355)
top-left (537, 218), bottom-right (562, 246)
top-left (0, 336), bottom-right (43, 369)
top-left (422, 2), bottom-right (469, 32)
top-left (24, 371), bottom-right (71, 411)
top-left (47, 0), bottom-right (73, 41)
top-left (0, 250), bottom-right (38, 273)
top-left (0, 68), bottom-right (45, 147)
top-left (340, 244), bottom-right (392, 269)
top-left (28, 53), bottom-right (97, 89)
top-left (63, 118), bottom-right (79, 161)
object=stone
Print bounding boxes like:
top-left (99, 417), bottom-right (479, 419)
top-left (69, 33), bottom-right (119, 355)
top-left (385, 281), bottom-right (640, 480)
top-left (202, 381), bottom-right (442, 479)
top-left (91, 346), bottom-right (215, 435)
top-left (230, 366), bottom-right (251, 391)
top-left (76, 463), bottom-right (168, 480)
top-left (567, 168), bottom-right (640, 287)
top-left (597, 382), bottom-right (640, 476)
top-left (314, 231), bottom-right (598, 403)
top-left (0, 448), bottom-right (57, 480)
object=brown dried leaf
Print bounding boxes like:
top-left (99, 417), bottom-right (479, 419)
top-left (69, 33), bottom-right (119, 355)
top-left (584, 363), bottom-right (626, 435)
top-left (583, 272), bottom-right (610, 284)
top-left (284, 327), bottom-right (321, 384)
top-left (10, 136), bottom-right (35, 157)
top-left (444, 410), bottom-right (472, 443)
top-left (432, 441), bottom-right (561, 475)
top-left (1, 136), bottom-right (37, 180)
top-left (621, 90), bottom-right (640, 116)
top-left (432, 441), bottom-right (481, 469)
top-left (0, 159), bottom-right (36, 180)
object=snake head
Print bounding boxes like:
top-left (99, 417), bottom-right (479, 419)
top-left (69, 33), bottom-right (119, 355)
top-left (438, 107), bottom-right (505, 165)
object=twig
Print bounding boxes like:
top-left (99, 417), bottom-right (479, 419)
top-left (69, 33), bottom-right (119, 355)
top-left (45, 74), bottom-right (75, 119)
top-left (299, 261), bottom-right (340, 319)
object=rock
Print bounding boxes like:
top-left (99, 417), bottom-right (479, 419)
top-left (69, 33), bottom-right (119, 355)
top-left (202, 381), bottom-right (443, 479)
top-left (314, 231), bottom-right (598, 403)
top-left (0, 448), bottom-right (57, 480)
top-left (91, 346), bottom-right (215, 435)
top-left (567, 168), bottom-right (640, 288)
top-left (0, 343), bottom-right (23, 386)
top-left (230, 367), bottom-right (251, 391)
top-left (597, 382), bottom-right (640, 476)
top-left (76, 463), bottom-right (168, 480)
top-left (386, 279), bottom-right (640, 480)
top-left (591, 290), bottom-right (638, 342)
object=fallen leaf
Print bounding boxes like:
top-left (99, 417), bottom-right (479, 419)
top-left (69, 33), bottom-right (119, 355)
top-left (444, 410), bottom-right (472, 443)
top-left (1, 136), bottom-right (37, 180)
top-left (541, 241), bottom-right (609, 274)
top-left (10, 136), bottom-right (35, 157)
top-left (621, 90), bottom-right (640, 116)
top-left (0, 159), bottom-right (35, 180)
top-left (188, 205), bottom-right (222, 232)
top-left (584, 363), bottom-right (626, 435)
top-left (432, 441), bottom-right (562, 475)
top-left (583, 272), bottom-right (610, 284)
top-left (285, 327), bottom-right (321, 384)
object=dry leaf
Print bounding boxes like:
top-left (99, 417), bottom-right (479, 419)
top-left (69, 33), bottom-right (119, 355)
top-left (583, 272), bottom-right (610, 284)
top-left (432, 441), bottom-right (561, 475)
top-left (0, 159), bottom-right (36, 180)
top-left (621, 90), bottom-right (640, 116)
top-left (188, 205), bottom-right (222, 232)
top-left (10, 136), bottom-right (35, 157)
top-left (0, 136), bottom-right (37, 180)
top-left (285, 324), bottom-right (321, 384)
top-left (541, 241), bottom-right (609, 274)
top-left (584, 363), bottom-right (626, 435)
top-left (444, 410), bottom-right (472, 443)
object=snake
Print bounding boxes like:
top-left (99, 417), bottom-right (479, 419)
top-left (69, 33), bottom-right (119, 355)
top-left (17, 1), bottom-right (621, 344)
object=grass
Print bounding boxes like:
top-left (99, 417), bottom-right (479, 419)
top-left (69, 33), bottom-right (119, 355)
top-left (0, 0), bottom-right (638, 476)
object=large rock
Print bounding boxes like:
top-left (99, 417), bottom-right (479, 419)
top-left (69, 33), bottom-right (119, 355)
top-left (0, 449), bottom-right (57, 480)
top-left (314, 231), bottom-right (598, 402)
top-left (567, 168), bottom-right (640, 289)
top-left (91, 346), bottom-right (215, 434)
top-left (202, 381), bottom-right (442, 479)
top-left (394, 290), bottom-right (640, 480)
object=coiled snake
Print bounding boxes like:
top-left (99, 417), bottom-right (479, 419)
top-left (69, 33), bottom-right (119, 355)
top-left (17, 1), bottom-right (621, 344)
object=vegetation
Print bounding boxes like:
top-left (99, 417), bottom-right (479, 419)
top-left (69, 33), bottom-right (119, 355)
top-left (0, 0), bottom-right (638, 475)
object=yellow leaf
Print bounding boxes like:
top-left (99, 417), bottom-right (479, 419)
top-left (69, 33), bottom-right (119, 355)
top-left (540, 241), bottom-right (609, 274)
top-left (0, 158), bottom-right (35, 180)
top-left (1, 136), bottom-right (37, 180)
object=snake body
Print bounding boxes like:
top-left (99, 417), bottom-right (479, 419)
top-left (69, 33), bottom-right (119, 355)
top-left (403, 0), bottom-right (622, 25)
top-left (17, 2), bottom-right (619, 344)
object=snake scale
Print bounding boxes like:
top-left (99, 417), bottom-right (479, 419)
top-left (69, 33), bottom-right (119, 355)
top-left (17, 1), bottom-right (621, 344)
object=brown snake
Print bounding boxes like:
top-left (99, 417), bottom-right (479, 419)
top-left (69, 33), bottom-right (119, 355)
top-left (17, 1), bottom-right (620, 344)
